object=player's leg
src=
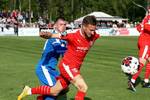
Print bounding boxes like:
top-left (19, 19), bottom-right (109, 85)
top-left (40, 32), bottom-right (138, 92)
top-left (142, 55), bottom-right (150, 88)
top-left (60, 63), bottom-right (87, 100)
top-left (128, 42), bottom-right (147, 91)
top-left (71, 74), bottom-right (88, 100)
top-left (17, 80), bottom-right (65, 100)
top-left (36, 65), bottom-right (58, 100)
top-left (24, 77), bottom-right (69, 100)
top-left (131, 57), bottom-right (146, 83)
top-left (31, 78), bottom-right (68, 96)
top-left (56, 87), bottom-right (69, 100)
top-left (55, 76), bottom-right (70, 100)
top-left (18, 72), bottom-right (67, 100)
top-left (132, 42), bottom-right (148, 81)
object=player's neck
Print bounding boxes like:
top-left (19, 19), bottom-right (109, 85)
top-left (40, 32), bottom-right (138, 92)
top-left (80, 28), bottom-right (88, 39)
top-left (80, 28), bottom-right (92, 40)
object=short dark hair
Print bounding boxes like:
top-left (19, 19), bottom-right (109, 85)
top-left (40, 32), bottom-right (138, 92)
top-left (82, 16), bottom-right (97, 26)
top-left (55, 17), bottom-right (66, 23)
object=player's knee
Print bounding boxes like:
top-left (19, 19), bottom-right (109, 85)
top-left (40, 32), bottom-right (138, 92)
top-left (148, 57), bottom-right (150, 62)
top-left (50, 88), bottom-right (62, 96)
top-left (51, 80), bottom-right (65, 96)
top-left (55, 87), bottom-right (69, 96)
top-left (139, 58), bottom-right (146, 65)
top-left (52, 92), bottom-right (59, 96)
top-left (78, 83), bottom-right (88, 92)
top-left (84, 84), bottom-right (88, 92)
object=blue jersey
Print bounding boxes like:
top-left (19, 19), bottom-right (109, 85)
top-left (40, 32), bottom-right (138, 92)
top-left (38, 38), bottom-right (67, 70)
top-left (36, 30), bottom-right (67, 87)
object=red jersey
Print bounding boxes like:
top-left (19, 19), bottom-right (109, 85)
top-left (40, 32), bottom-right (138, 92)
top-left (140, 14), bottom-right (150, 35)
top-left (60, 30), bottom-right (100, 69)
top-left (137, 14), bottom-right (150, 43)
top-left (142, 15), bottom-right (150, 25)
top-left (138, 14), bottom-right (150, 59)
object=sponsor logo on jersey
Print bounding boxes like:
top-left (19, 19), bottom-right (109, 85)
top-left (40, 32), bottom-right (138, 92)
top-left (76, 47), bottom-right (89, 52)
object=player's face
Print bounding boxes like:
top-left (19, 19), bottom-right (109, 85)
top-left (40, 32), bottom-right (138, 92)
top-left (55, 20), bottom-right (67, 33)
top-left (82, 24), bottom-right (96, 38)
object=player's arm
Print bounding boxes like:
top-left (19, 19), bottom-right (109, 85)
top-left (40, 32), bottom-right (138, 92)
top-left (141, 15), bottom-right (150, 25)
top-left (136, 24), bottom-right (142, 33)
top-left (40, 31), bottom-right (61, 39)
top-left (94, 31), bottom-right (101, 39)
top-left (143, 23), bottom-right (150, 33)
top-left (137, 15), bottom-right (150, 33)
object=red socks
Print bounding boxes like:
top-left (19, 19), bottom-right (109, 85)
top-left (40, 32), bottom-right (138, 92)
top-left (31, 85), bottom-right (86, 100)
top-left (145, 62), bottom-right (150, 80)
top-left (132, 62), bottom-right (144, 80)
top-left (75, 91), bottom-right (86, 100)
top-left (31, 86), bottom-right (51, 95)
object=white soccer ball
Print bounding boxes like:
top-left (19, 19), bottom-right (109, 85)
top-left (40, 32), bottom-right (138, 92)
top-left (121, 56), bottom-right (139, 75)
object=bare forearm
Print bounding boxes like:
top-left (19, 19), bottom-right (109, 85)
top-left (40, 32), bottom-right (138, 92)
top-left (39, 32), bottom-right (60, 39)
top-left (39, 31), bottom-right (51, 39)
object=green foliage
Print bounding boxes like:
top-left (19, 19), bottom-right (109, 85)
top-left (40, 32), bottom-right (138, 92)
top-left (0, 0), bottom-right (147, 22)
top-left (0, 0), bottom-right (9, 10)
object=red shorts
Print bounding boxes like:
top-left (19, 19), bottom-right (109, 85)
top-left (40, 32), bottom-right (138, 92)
top-left (138, 34), bottom-right (150, 60)
top-left (57, 61), bottom-right (80, 89)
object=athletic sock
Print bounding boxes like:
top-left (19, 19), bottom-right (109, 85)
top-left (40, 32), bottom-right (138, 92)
top-left (132, 62), bottom-right (144, 81)
top-left (75, 91), bottom-right (86, 100)
top-left (144, 62), bottom-right (150, 83)
top-left (31, 86), bottom-right (51, 95)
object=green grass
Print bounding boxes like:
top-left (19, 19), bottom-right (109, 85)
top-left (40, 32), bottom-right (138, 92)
top-left (0, 36), bottom-right (149, 100)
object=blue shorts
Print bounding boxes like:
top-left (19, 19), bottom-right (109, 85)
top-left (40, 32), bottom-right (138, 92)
top-left (36, 65), bottom-right (59, 100)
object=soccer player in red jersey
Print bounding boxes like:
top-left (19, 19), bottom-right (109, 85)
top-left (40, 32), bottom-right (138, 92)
top-left (18, 16), bottom-right (100, 100)
top-left (128, 7), bottom-right (150, 91)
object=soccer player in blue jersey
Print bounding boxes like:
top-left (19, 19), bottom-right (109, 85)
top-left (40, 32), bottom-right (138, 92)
top-left (18, 16), bottom-right (99, 100)
top-left (36, 17), bottom-right (67, 100)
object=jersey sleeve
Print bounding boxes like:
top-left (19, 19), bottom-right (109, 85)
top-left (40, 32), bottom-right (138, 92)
top-left (141, 15), bottom-right (150, 33)
top-left (42, 39), bottom-right (54, 54)
top-left (141, 15), bottom-right (150, 25)
top-left (137, 15), bottom-right (150, 33)
top-left (94, 32), bottom-right (100, 40)
top-left (136, 24), bottom-right (142, 33)
top-left (144, 23), bottom-right (150, 33)
top-left (60, 33), bottom-right (74, 42)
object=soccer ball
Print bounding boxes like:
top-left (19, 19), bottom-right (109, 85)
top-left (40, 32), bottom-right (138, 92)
top-left (121, 56), bottom-right (139, 75)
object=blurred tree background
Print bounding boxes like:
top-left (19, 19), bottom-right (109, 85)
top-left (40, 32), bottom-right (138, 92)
top-left (0, 0), bottom-right (148, 22)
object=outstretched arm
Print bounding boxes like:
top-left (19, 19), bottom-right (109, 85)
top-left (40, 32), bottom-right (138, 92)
top-left (39, 31), bottom-right (60, 39)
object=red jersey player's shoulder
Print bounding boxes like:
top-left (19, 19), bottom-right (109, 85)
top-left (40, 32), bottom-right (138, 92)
top-left (144, 23), bottom-right (150, 33)
top-left (67, 29), bottom-right (79, 33)
top-left (142, 14), bottom-right (150, 24)
top-left (147, 14), bottom-right (150, 18)
top-left (94, 31), bottom-right (100, 39)
top-left (61, 29), bottom-right (79, 40)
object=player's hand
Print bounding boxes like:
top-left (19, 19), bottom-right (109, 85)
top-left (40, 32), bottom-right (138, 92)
top-left (136, 24), bottom-right (142, 32)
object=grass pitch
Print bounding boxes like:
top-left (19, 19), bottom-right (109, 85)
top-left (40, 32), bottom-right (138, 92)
top-left (0, 36), bottom-right (149, 100)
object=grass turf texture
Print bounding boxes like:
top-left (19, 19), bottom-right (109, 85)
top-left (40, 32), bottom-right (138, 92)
top-left (0, 36), bottom-right (149, 100)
